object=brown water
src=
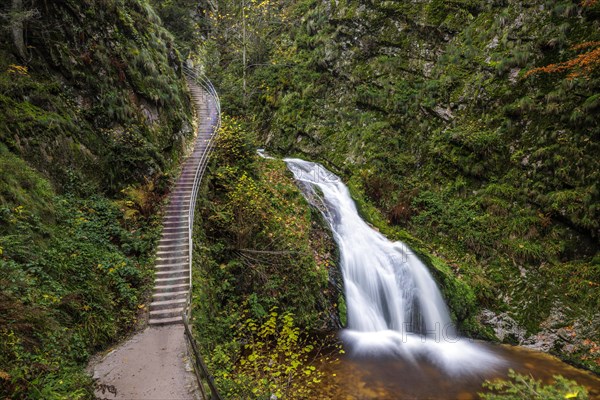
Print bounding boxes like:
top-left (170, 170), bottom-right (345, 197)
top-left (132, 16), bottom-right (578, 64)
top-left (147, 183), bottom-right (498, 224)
top-left (318, 342), bottom-right (600, 399)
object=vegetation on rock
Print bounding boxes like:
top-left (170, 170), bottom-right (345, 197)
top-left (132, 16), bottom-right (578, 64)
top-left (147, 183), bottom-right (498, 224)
top-left (200, 0), bottom-right (600, 375)
top-left (0, 0), bottom-right (193, 397)
top-left (1, 0), bottom-right (599, 397)
top-left (190, 117), bottom-right (342, 398)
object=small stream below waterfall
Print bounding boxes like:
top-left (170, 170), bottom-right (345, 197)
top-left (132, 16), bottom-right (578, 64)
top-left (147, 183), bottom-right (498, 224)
top-left (285, 158), bottom-right (600, 399)
top-left (319, 344), bottom-right (600, 399)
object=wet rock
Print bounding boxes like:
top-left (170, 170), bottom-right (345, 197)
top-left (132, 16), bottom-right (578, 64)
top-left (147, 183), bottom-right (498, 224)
top-left (140, 99), bottom-right (159, 125)
top-left (433, 106), bottom-right (454, 121)
top-left (480, 309), bottom-right (527, 343)
top-left (509, 68), bottom-right (521, 84)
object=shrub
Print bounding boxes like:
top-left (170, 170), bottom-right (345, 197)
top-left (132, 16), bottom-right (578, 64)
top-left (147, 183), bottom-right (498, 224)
top-left (480, 369), bottom-right (589, 400)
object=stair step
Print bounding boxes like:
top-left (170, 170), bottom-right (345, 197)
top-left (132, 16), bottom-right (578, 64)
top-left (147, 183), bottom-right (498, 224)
top-left (156, 258), bottom-right (189, 266)
top-left (162, 210), bottom-right (186, 215)
top-left (162, 225), bottom-right (188, 230)
top-left (155, 263), bottom-right (189, 270)
top-left (155, 275), bottom-right (190, 285)
top-left (168, 192), bottom-right (191, 197)
top-left (148, 316), bottom-right (183, 326)
top-left (158, 237), bottom-right (188, 243)
top-left (157, 243), bottom-right (189, 250)
top-left (168, 201), bottom-right (191, 206)
top-left (161, 231), bottom-right (188, 236)
top-left (162, 216), bottom-right (187, 221)
top-left (155, 268), bottom-right (188, 275)
top-left (158, 232), bottom-right (188, 239)
top-left (159, 234), bottom-right (188, 241)
top-left (162, 223), bottom-right (189, 229)
top-left (152, 290), bottom-right (188, 301)
top-left (155, 269), bottom-right (190, 277)
top-left (155, 262), bottom-right (189, 270)
top-left (158, 237), bottom-right (185, 244)
top-left (156, 249), bottom-right (188, 255)
top-left (154, 283), bottom-right (190, 293)
top-left (160, 229), bottom-right (188, 235)
top-left (162, 222), bottom-right (188, 227)
top-left (149, 298), bottom-right (187, 311)
top-left (159, 235), bottom-right (188, 242)
top-left (156, 246), bottom-right (189, 253)
top-left (161, 226), bottom-right (188, 231)
top-left (163, 215), bottom-right (189, 220)
top-left (154, 261), bottom-right (190, 272)
top-left (149, 307), bottom-right (184, 318)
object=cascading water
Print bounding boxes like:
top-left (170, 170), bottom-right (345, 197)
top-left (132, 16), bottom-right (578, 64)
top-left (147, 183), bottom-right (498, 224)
top-left (285, 158), bottom-right (503, 375)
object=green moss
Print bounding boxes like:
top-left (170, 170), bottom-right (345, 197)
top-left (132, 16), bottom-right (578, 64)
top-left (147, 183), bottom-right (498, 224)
top-left (0, 0), bottom-right (193, 193)
top-left (202, 0), bottom-right (600, 371)
top-left (0, 0), bottom-right (196, 396)
top-left (0, 144), bottom-right (54, 219)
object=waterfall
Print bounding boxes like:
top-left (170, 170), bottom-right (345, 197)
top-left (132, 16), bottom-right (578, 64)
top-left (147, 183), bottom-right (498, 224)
top-left (285, 158), bottom-right (503, 375)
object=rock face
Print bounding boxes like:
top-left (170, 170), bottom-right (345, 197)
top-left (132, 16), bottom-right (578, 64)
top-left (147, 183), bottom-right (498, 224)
top-left (206, 0), bottom-right (600, 373)
top-left (0, 1), bottom-right (197, 398)
top-left (1, 0), bottom-right (194, 191)
top-left (480, 305), bottom-right (598, 367)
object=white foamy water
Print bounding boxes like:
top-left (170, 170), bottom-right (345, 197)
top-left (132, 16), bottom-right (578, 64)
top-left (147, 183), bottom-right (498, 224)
top-left (285, 158), bottom-right (503, 375)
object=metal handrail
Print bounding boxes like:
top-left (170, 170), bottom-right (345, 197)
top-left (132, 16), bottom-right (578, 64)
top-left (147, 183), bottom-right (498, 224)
top-left (181, 66), bottom-right (223, 400)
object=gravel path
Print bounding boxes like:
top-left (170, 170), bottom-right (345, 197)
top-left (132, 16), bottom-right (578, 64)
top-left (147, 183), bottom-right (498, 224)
top-left (88, 325), bottom-right (201, 400)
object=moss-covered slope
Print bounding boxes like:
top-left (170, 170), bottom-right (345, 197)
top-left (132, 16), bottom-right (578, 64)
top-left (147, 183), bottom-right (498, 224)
top-left (204, 0), bottom-right (600, 372)
top-left (190, 117), bottom-right (341, 398)
top-left (0, 0), bottom-right (194, 397)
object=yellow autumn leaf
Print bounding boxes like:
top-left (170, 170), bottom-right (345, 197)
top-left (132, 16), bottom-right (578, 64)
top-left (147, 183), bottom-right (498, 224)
top-left (565, 392), bottom-right (579, 399)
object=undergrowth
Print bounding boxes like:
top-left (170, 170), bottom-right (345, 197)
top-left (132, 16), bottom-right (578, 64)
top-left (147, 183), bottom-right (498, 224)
top-left (190, 117), bottom-right (342, 398)
top-left (0, 0), bottom-right (193, 397)
top-left (202, 0), bottom-right (600, 373)
top-left (0, 144), bottom-right (163, 398)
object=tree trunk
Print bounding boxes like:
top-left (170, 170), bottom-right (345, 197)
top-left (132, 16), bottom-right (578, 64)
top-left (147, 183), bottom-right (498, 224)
top-left (12, 0), bottom-right (27, 60)
top-left (242, 0), bottom-right (247, 105)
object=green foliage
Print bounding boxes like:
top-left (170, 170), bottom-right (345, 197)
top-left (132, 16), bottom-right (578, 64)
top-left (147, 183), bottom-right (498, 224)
top-left (0, 144), bottom-right (54, 219)
top-left (203, 0), bottom-right (600, 373)
top-left (149, 0), bottom-right (205, 55)
top-left (213, 308), bottom-right (334, 399)
top-left (195, 116), bottom-right (335, 328)
top-left (0, 0), bottom-right (193, 193)
top-left (191, 117), bottom-right (341, 397)
top-left (0, 2), bottom-right (187, 396)
top-left (0, 139), bottom-right (165, 398)
top-left (480, 369), bottom-right (589, 400)
top-left (0, 186), bottom-right (159, 398)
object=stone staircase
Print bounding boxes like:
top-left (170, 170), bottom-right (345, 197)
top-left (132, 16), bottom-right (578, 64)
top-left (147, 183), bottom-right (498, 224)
top-left (148, 80), bottom-right (219, 326)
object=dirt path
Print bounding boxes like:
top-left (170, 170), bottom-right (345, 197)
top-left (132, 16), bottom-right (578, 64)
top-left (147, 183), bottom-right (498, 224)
top-left (89, 326), bottom-right (200, 400)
